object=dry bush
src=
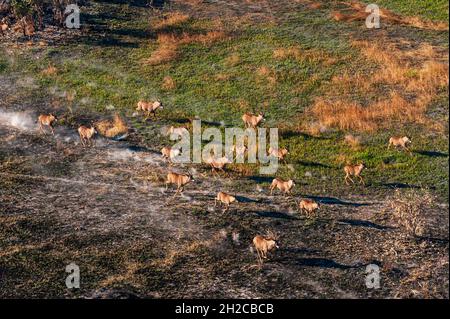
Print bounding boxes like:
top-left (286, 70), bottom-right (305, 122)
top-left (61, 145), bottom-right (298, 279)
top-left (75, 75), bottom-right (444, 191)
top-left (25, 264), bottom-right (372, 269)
top-left (95, 113), bottom-right (129, 138)
top-left (387, 189), bottom-right (435, 237)
top-left (162, 76), bottom-right (176, 90)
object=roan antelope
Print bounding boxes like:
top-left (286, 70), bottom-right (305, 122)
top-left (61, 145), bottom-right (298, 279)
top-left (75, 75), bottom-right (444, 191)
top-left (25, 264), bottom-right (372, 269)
top-left (253, 231), bottom-right (279, 264)
top-left (205, 156), bottom-right (231, 175)
top-left (136, 100), bottom-right (163, 119)
top-left (215, 191), bottom-right (238, 212)
top-left (165, 172), bottom-right (194, 195)
top-left (270, 178), bottom-right (295, 195)
top-left (388, 136), bottom-right (411, 153)
top-left (242, 112), bottom-right (265, 128)
top-left (37, 114), bottom-right (57, 135)
top-left (344, 163), bottom-right (365, 185)
top-left (298, 199), bottom-right (319, 217)
top-left (161, 146), bottom-right (181, 164)
top-left (78, 125), bottom-right (97, 146)
top-left (0, 20), bottom-right (8, 35)
top-left (268, 147), bottom-right (289, 163)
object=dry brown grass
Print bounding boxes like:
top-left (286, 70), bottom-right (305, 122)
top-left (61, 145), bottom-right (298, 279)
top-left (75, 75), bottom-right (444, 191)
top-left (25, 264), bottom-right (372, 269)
top-left (144, 43), bottom-right (179, 66)
top-left (95, 113), bottom-right (129, 138)
top-left (162, 76), bottom-right (176, 90)
top-left (256, 66), bottom-right (277, 85)
top-left (41, 66), bottom-right (57, 76)
top-left (332, 1), bottom-right (448, 31)
top-left (214, 73), bottom-right (231, 81)
top-left (225, 53), bottom-right (241, 67)
top-left (144, 31), bottom-right (228, 65)
top-left (273, 47), bottom-right (301, 60)
top-left (148, 231), bottom-right (228, 268)
top-left (308, 39), bottom-right (449, 132)
top-left (99, 261), bottom-right (145, 288)
top-left (152, 12), bottom-right (190, 30)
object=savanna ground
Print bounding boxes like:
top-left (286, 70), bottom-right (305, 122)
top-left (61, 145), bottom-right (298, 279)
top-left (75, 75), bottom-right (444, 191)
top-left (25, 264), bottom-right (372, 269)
top-left (0, 0), bottom-right (448, 298)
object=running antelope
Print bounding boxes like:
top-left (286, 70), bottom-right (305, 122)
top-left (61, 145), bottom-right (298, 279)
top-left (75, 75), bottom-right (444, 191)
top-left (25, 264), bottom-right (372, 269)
top-left (388, 136), bottom-right (411, 152)
top-left (37, 114), bottom-right (58, 135)
top-left (215, 191), bottom-right (238, 212)
top-left (242, 112), bottom-right (265, 128)
top-left (270, 178), bottom-right (295, 195)
top-left (161, 146), bottom-right (181, 164)
top-left (268, 147), bottom-right (289, 163)
top-left (253, 231), bottom-right (279, 264)
top-left (78, 125), bottom-right (97, 146)
top-left (344, 163), bottom-right (365, 185)
top-left (205, 156), bottom-right (231, 175)
top-left (0, 20), bottom-right (8, 35)
top-left (165, 172), bottom-right (194, 194)
top-left (298, 199), bottom-right (319, 217)
top-left (136, 100), bottom-right (163, 119)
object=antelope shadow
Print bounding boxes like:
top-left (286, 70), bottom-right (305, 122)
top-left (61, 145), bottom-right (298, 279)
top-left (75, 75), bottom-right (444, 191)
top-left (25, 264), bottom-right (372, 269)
top-left (253, 210), bottom-right (298, 220)
top-left (337, 219), bottom-right (393, 230)
top-left (235, 195), bottom-right (261, 204)
top-left (307, 195), bottom-right (372, 207)
top-left (293, 258), bottom-right (365, 269)
top-left (413, 150), bottom-right (448, 158)
top-left (381, 182), bottom-right (435, 190)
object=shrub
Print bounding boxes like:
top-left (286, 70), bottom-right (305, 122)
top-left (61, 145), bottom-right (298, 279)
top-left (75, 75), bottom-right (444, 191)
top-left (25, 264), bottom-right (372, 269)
top-left (388, 188), bottom-right (435, 237)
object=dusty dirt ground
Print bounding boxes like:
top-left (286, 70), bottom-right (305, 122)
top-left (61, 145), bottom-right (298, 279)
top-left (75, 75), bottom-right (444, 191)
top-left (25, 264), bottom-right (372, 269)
top-left (0, 97), bottom-right (448, 298)
top-left (0, 0), bottom-right (449, 299)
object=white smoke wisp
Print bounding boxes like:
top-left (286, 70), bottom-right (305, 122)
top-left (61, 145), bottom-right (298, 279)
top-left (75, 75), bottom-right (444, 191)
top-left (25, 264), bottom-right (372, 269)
top-left (106, 147), bottom-right (160, 164)
top-left (0, 110), bottom-right (36, 131)
top-left (107, 149), bottom-right (140, 161)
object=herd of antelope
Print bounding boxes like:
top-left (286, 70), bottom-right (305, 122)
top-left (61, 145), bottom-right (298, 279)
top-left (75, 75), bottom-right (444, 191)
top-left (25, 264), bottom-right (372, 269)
top-left (36, 99), bottom-right (413, 264)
